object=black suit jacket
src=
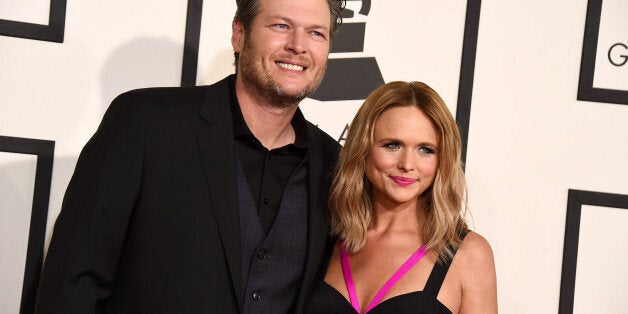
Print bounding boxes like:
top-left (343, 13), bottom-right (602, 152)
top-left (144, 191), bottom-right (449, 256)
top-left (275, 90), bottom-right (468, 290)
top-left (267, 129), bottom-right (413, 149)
top-left (35, 75), bottom-right (340, 314)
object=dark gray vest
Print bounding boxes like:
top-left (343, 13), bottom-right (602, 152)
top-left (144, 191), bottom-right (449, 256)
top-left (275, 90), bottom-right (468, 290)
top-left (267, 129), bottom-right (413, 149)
top-left (236, 154), bottom-right (309, 314)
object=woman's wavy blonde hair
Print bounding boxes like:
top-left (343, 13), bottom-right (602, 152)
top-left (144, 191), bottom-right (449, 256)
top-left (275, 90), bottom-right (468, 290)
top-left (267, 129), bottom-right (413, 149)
top-left (329, 81), bottom-right (469, 263)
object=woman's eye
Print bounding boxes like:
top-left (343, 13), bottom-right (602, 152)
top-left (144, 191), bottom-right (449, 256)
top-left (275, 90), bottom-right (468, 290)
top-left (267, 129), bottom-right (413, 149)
top-left (383, 143), bottom-right (400, 150)
top-left (418, 147), bottom-right (435, 155)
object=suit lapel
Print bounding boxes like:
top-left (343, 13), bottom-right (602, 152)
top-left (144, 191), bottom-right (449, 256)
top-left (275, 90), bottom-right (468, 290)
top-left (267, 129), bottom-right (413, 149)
top-left (195, 76), bottom-right (243, 307)
top-left (296, 124), bottom-right (330, 311)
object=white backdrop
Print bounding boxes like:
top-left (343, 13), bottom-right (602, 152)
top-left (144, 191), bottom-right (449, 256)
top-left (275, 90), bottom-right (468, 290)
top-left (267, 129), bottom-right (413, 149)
top-left (1, 0), bottom-right (627, 313)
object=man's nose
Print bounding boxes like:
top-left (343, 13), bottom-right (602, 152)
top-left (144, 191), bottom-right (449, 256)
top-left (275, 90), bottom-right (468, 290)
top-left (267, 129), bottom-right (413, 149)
top-left (285, 30), bottom-right (307, 54)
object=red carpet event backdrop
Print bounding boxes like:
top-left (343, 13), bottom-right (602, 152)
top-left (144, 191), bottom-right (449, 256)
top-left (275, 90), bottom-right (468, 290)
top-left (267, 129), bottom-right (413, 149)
top-left (1, 0), bottom-right (626, 313)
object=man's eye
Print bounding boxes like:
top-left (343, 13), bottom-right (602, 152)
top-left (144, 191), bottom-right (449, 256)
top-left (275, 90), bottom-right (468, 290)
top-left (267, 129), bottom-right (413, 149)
top-left (273, 24), bottom-right (289, 30)
top-left (311, 30), bottom-right (329, 42)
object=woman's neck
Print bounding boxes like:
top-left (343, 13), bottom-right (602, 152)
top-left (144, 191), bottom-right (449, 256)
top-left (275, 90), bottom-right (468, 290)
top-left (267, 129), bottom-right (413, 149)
top-left (369, 201), bottom-right (425, 238)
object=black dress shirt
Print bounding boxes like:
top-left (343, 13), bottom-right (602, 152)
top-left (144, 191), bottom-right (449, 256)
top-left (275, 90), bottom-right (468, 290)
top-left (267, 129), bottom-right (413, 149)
top-left (229, 78), bottom-right (308, 233)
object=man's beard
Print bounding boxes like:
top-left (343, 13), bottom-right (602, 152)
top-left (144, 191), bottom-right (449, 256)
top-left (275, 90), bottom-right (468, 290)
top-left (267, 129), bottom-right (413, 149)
top-left (238, 44), bottom-right (325, 108)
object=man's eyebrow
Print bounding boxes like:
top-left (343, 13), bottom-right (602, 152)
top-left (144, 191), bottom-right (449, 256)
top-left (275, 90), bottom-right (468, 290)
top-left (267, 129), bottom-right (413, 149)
top-left (267, 15), bottom-right (329, 32)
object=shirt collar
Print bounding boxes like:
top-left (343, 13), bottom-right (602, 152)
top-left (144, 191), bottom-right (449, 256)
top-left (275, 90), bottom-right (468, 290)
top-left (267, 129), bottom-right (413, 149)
top-left (229, 76), bottom-right (309, 150)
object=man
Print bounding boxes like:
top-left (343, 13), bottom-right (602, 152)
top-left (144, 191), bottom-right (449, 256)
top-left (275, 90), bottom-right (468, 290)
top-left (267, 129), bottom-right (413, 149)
top-left (35, 0), bottom-right (344, 313)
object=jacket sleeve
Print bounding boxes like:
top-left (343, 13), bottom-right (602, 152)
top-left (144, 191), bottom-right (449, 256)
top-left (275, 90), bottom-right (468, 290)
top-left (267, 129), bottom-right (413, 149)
top-left (35, 91), bottom-right (145, 314)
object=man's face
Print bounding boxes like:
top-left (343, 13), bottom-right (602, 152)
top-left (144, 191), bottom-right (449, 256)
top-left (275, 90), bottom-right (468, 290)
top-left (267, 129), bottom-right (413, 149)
top-left (232, 0), bottom-right (331, 106)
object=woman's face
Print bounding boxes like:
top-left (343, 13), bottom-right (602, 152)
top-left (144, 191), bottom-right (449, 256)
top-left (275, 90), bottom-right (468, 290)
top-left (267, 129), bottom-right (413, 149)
top-left (365, 105), bottom-right (439, 209)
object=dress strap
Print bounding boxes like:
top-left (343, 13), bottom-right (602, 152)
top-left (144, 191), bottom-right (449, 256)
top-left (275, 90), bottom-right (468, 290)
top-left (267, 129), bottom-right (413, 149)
top-left (340, 243), bottom-right (361, 313)
top-left (423, 257), bottom-right (453, 295)
top-left (340, 242), bottom-right (428, 313)
top-left (424, 231), bottom-right (468, 295)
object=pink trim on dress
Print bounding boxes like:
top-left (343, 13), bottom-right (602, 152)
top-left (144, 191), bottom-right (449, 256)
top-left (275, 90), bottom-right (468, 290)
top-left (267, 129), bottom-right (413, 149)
top-left (340, 242), bottom-right (429, 313)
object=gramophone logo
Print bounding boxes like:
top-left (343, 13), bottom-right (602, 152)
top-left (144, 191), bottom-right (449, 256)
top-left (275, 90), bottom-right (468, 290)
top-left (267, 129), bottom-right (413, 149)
top-left (310, 0), bottom-right (385, 101)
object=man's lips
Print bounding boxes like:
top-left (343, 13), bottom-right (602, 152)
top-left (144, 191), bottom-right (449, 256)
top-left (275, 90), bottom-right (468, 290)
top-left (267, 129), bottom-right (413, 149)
top-left (276, 61), bottom-right (307, 71)
top-left (390, 176), bottom-right (417, 187)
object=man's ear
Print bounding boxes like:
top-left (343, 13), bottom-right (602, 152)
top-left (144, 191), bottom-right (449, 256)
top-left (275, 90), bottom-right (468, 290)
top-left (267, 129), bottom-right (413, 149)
top-left (231, 19), bottom-right (244, 53)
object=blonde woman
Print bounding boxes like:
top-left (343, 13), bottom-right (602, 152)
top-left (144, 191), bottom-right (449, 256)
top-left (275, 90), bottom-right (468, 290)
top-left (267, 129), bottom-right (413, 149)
top-left (307, 81), bottom-right (497, 313)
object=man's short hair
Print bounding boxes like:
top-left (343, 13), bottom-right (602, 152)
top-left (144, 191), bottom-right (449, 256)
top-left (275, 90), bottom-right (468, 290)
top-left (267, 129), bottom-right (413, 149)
top-left (235, 0), bottom-right (344, 36)
top-left (233, 0), bottom-right (345, 71)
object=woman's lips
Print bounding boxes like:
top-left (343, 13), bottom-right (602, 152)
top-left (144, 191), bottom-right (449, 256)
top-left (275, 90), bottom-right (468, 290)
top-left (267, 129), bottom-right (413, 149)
top-left (390, 176), bottom-right (417, 187)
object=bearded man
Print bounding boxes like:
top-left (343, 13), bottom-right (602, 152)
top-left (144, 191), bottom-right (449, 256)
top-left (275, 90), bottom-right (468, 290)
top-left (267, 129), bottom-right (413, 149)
top-left (35, 0), bottom-right (344, 313)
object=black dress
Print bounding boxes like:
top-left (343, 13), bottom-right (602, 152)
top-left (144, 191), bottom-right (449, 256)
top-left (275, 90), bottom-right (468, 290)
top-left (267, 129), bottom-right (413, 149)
top-left (305, 246), bottom-right (458, 314)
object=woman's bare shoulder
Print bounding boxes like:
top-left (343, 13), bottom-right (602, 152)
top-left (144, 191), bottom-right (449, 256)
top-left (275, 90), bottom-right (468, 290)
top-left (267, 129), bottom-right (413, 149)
top-left (452, 231), bottom-right (498, 313)
top-left (457, 231), bottom-right (494, 264)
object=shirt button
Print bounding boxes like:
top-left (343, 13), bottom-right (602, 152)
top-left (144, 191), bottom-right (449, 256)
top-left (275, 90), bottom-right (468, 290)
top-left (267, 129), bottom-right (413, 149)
top-left (263, 198), bottom-right (269, 205)
top-left (252, 292), bottom-right (262, 301)
top-left (257, 250), bottom-right (268, 260)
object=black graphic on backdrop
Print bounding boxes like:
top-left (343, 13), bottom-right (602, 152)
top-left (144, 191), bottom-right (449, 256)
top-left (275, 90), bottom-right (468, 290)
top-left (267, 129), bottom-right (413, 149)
top-left (0, 0), bottom-right (67, 43)
top-left (310, 0), bottom-right (384, 101)
top-left (578, 0), bottom-right (628, 106)
top-left (559, 189), bottom-right (628, 314)
top-left (607, 42), bottom-right (627, 67)
top-left (181, 0), bottom-right (482, 164)
top-left (0, 136), bottom-right (55, 314)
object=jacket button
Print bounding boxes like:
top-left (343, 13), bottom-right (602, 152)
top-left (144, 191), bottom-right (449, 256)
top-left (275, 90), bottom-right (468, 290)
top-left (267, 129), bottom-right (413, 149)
top-left (252, 292), bottom-right (262, 301)
top-left (257, 250), bottom-right (268, 260)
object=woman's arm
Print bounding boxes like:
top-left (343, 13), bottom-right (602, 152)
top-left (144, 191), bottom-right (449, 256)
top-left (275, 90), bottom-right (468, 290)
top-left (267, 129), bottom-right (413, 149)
top-left (458, 232), bottom-right (498, 314)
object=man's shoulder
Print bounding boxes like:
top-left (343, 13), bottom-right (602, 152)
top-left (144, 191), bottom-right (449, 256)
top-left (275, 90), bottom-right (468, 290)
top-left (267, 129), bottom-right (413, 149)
top-left (117, 86), bottom-right (202, 103)
top-left (109, 76), bottom-right (233, 113)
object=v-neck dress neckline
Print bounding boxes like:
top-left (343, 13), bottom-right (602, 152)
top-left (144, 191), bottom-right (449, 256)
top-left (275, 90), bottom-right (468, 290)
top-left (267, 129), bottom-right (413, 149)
top-left (339, 242), bottom-right (429, 314)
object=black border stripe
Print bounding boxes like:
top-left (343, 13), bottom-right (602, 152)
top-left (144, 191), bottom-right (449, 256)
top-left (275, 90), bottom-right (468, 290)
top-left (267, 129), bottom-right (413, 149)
top-left (0, 0), bottom-right (67, 43)
top-left (577, 0), bottom-right (628, 105)
top-left (181, 0), bottom-right (204, 86)
top-left (456, 0), bottom-right (481, 165)
top-left (0, 135), bottom-right (55, 314)
top-left (559, 189), bottom-right (628, 314)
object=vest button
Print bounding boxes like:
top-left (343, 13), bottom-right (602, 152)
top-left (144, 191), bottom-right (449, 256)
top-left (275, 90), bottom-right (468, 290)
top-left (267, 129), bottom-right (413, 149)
top-left (263, 198), bottom-right (269, 205)
top-left (257, 250), bottom-right (268, 260)
top-left (252, 292), bottom-right (262, 301)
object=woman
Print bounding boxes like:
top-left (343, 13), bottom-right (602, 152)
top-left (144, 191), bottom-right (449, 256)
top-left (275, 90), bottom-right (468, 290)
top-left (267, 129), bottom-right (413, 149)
top-left (307, 81), bottom-right (497, 313)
